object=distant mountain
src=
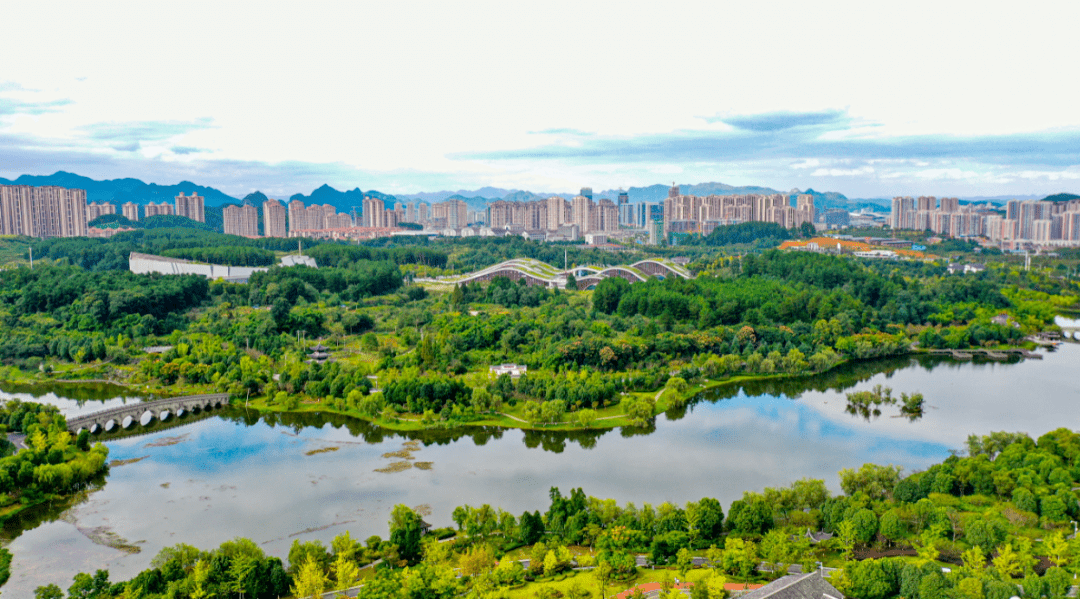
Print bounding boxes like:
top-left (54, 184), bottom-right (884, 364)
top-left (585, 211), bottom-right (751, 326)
top-left (501, 190), bottom-right (551, 203)
top-left (593, 182), bottom-right (790, 204)
top-left (444, 195), bottom-right (490, 211)
top-left (242, 191), bottom-right (269, 207)
top-left (0, 171), bottom-right (239, 206)
top-left (960, 194), bottom-right (1042, 203)
top-left (397, 187), bottom-right (526, 203)
top-left (288, 184), bottom-right (397, 213)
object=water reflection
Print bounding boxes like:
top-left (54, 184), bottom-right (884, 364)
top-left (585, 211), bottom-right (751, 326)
top-left (1, 344), bottom-right (1077, 596)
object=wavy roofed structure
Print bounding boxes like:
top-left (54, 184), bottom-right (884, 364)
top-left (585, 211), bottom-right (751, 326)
top-left (442, 257), bottom-right (692, 289)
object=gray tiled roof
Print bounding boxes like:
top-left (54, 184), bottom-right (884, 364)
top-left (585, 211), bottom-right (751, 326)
top-left (739, 572), bottom-right (843, 599)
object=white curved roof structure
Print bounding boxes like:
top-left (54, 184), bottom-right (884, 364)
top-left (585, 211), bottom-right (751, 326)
top-left (442, 257), bottom-right (691, 289)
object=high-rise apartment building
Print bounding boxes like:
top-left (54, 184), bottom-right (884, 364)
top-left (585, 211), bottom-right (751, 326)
top-left (572, 195), bottom-right (592, 233)
top-left (223, 204), bottom-right (259, 237)
top-left (145, 202), bottom-right (174, 217)
top-left (305, 204), bottom-right (327, 230)
top-left (175, 192), bottom-right (205, 222)
top-left (263, 199), bottom-right (287, 237)
top-left (418, 202), bottom-right (429, 223)
top-left (326, 212), bottom-right (353, 228)
top-left (432, 199), bottom-right (467, 229)
top-left (546, 196), bottom-right (565, 231)
top-left (122, 202), bottom-right (139, 222)
top-left (86, 202), bottom-right (116, 222)
top-left (890, 196), bottom-right (915, 230)
top-left (288, 200), bottom-right (308, 233)
top-left (939, 197), bottom-right (960, 213)
top-left (0, 185), bottom-right (88, 238)
top-left (362, 197), bottom-right (385, 228)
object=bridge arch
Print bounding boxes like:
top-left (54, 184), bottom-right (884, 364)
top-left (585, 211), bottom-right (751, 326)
top-left (66, 394), bottom-right (230, 434)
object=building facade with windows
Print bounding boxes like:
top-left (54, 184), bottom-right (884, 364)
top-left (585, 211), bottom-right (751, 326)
top-left (0, 184), bottom-right (88, 238)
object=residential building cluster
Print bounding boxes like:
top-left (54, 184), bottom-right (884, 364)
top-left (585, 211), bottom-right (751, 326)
top-left (891, 196), bottom-right (1080, 248)
top-left (664, 184), bottom-right (816, 235)
top-left (485, 189), bottom-right (619, 239)
top-left (82, 193), bottom-right (207, 224)
top-left (223, 204), bottom-right (259, 237)
top-left (0, 184), bottom-right (88, 238)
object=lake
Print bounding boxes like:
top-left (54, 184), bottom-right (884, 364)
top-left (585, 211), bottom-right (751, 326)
top-left (1, 340), bottom-right (1077, 595)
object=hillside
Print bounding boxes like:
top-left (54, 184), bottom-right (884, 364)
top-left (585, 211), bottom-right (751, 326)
top-left (1043, 193), bottom-right (1080, 202)
top-left (0, 171), bottom-right (238, 206)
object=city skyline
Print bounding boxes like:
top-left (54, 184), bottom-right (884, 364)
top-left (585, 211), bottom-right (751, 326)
top-left (1, 3), bottom-right (1078, 199)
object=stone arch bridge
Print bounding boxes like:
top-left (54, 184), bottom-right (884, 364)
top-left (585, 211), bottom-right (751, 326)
top-left (66, 393), bottom-right (230, 434)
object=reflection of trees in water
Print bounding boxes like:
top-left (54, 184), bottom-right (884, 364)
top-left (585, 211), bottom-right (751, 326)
top-left (0, 477), bottom-right (107, 542)
top-left (0, 381), bottom-right (147, 407)
top-left (522, 428), bottom-right (609, 452)
top-left (219, 408), bottom-right (612, 454)
top-left (217, 408), bottom-right (526, 449)
top-left (684, 353), bottom-right (1000, 417)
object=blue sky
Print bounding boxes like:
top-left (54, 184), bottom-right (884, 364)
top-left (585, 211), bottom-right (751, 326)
top-left (1, 1), bottom-right (1078, 199)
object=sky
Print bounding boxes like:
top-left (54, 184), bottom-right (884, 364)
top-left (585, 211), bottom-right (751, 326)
top-left (1, 1), bottom-right (1078, 199)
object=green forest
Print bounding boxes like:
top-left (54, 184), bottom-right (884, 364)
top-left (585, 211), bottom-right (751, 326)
top-left (0, 232), bottom-right (1075, 436)
top-left (26, 429), bottom-right (1080, 599)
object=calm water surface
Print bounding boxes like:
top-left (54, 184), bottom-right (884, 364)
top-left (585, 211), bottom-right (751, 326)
top-left (2, 340), bottom-right (1078, 595)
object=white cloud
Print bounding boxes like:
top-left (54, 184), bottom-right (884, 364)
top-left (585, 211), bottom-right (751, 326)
top-left (811, 166), bottom-right (875, 177)
top-left (914, 168), bottom-right (981, 181)
top-left (0, 2), bottom-right (1077, 196)
top-left (1016, 169), bottom-right (1080, 181)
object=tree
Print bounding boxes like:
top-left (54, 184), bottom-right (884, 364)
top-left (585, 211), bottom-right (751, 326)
top-left (1045, 531), bottom-right (1070, 567)
top-left (838, 463), bottom-right (902, 500)
top-left (879, 510), bottom-right (905, 544)
top-left (76, 429), bottom-right (91, 451)
top-left (68, 569), bottom-right (111, 599)
top-left (577, 408), bottom-right (598, 428)
top-left (229, 554), bottom-right (257, 599)
top-left (848, 509), bottom-right (879, 545)
top-left (565, 273), bottom-right (578, 291)
top-left (844, 559), bottom-right (895, 599)
top-left (292, 556), bottom-right (329, 599)
top-left (544, 550), bottom-right (560, 577)
top-left (690, 580), bottom-right (711, 599)
top-left (727, 495), bottom-right (773, 535)
top-left (594, 560), bottom-right (614, 599)
top-left (961, 546), bottom-right (986, 578)
top-left (721, 538), bottom-right (757, 584)
top-left (993, 543), bottom-right (1021, 579)
top-left (333, 552), bottom-right (360, 590)
top-left (389, 504), bottom-right (423, 564)
top-left (623, 396), bottom-right (655, 427)
top-left (760, 529), bottom-right (796, 578)
top-left (459, 544), bottom-right (496, 576)
top-left (915, 529), bottom-right (941, 565)
top-left (677, 547), bottom-right (693, 579)
top-left (35, 584), bottom-right (65, 599)
top-left (520, 510), bottom-right (544, 545)
top-left (836, 520), bottom-right (857, 561)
